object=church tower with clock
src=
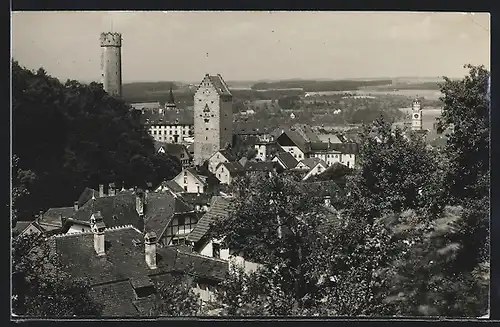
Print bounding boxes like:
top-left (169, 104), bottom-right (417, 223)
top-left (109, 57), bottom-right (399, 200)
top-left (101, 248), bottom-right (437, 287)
top-left (411, 98), bottom-right (423, 131)
top-left (193, 74), bottom-right (233, 166)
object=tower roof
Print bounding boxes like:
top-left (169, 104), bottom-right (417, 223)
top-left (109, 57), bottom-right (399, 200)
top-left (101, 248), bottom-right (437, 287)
top-left (165, 84), bottom-right (176, 108)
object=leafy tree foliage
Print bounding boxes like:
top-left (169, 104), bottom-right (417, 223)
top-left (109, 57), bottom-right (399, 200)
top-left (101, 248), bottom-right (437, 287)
top-left (12, 233), bottom-right (103, 317)
top-left (12, 61), bottom-right (181, 220)
top-left (151, 276), bottom-right (202, 316)
top-left (436, 64), bottom-right (490, 205)
top-left (345, 116), bottom-right (446, 221)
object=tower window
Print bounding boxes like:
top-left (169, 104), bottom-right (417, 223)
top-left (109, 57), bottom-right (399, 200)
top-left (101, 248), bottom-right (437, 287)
top-left (205, 136), bottom-right (208, 140)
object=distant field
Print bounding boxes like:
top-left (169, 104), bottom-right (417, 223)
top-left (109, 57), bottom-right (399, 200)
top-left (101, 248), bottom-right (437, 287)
top-left (307, 89), bottom-right (443, 101)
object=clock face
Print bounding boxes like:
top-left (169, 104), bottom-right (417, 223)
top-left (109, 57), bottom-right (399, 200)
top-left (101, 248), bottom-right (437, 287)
top-left (414, 113), bottom-right (420, 119)
top-left (204, 89), bottom-right (210, 95)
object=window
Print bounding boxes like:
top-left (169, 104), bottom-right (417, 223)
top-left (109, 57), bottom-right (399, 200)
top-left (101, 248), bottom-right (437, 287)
top-left (184, 177), bottom-right (188, 184)
top-left (178, 216), bottom-right (185, 226)
top-left (169, 131), bottom-right (172, 135)
top-left (206, 128), bottom-right (209, 130)
top-left (180, 153), bottom-right (184, 158)
top-left (205, 136), bottom-right (208, 140)
top-left (213, 243), bottom-right (221, 259)
top-left (184, 186), bottom-right (188, 191)
top-left (184, 171), bottom-right (187, 176)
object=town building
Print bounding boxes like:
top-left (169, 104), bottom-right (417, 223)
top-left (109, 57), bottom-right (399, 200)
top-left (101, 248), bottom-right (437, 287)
top-left (214, 162), bottom-right (245, 185)
top-left (155, 142), bottom-right (192, 167)
top-left (411, 98), bottom-right (423, 131)
top-left (272, 151), bottom-right (299, 170)
top-left (47, 224), bottom-right (228, 316)
top-left (172, 167), bottom-right (220, 195)
top-left (207, 149), bottom-right (237, 174)
top-left (193, 74), bottom-right (233, 166)
top-left (142, 109), bottom-right (194, 144)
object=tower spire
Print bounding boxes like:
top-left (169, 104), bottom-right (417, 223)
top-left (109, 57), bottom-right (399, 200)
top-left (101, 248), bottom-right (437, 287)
top-left (165, 84), bottom-right (176, 109)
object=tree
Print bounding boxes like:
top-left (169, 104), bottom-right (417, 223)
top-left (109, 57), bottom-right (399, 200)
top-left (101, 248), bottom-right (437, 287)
top-left (209, 172), bottom-right (333, 312)
top-left (381, 207), bottom-right (489, 317)
top-left (345, 116), bottom-right (446, 222)
top-left (151, 275), bottom-right (202, 316)
top-left (436, 64), bottom-right (490, 205)
top-left (12, 155), bottom-right (36, 225)
top-left (12, 60), bottom-right (181, 220)
top-left (12, 233), bottom-right (102, 317)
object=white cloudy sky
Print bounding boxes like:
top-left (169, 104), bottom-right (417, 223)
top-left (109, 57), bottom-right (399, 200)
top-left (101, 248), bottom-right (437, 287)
top-left (12, 11), bottom-right (490, 82)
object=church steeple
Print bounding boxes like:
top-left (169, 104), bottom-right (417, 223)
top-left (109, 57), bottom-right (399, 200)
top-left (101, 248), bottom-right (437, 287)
top-left (165, 84), bottom-right (176, 110)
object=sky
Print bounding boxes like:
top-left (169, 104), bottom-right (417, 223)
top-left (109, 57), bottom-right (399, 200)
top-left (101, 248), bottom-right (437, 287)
top-left (12, 11), bottom-right (490, 83)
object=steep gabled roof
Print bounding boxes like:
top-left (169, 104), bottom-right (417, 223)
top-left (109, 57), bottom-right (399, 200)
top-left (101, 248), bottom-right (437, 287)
top-left (217, 162), bottom-right (245, 176)
top-left (155, 142), bottom-right (190, 158)
top-left (187, 196), bottom-right (233, 243)
top-left (327, 142), bottom-right (359, 154)
top-left (142, 109), bottom-right (194, 126)
top-left (143, 192), bottom-right (194, 237)
top-left (50, 226), bottom-right (229, 316)
top-left (77, 187), bottom-right (98, 207)
top-left (12, 221), bottom-right (31, 235)
top-left (74, 193), bottom-right (143, 231)
top-left (156, 180), bottom-right (185, 193)
top-left (300, 157), bottom-right (327, 170)
top-left (274, 151), bottom-right (298, 169)
top-left (206, 74), bottom-right (232, 97)
top-left (276, 129), bottom-right (310, 154)
top-left (309, 142), bottom-right (342, 153)
top-left (39, 206), bottom-right (77, 229)
top-left (212, 149), bottom-right (237, 162)
top-left (179, 193), bottom-right (212, 206)
top-left (244, 161), bottom-right (277, 172)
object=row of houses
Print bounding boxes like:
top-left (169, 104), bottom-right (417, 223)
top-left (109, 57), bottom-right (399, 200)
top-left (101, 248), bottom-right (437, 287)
top-left (13, 179), bottom-right (264, 316)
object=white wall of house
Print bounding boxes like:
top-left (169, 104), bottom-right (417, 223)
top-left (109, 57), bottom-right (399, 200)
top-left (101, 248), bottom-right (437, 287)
top-left (173, 169), bottom-right (205, 193)
top-left (280, 145), bottom-right (305, 160)
top-left (149, 124), bottom-right (193, 143)
top-left (19, 224), bottom-right (42, 238)
top-left (254, 144), bottom-right (268, 162)
top-left (166, 215), bottom-right (199, 245)
top-left (310, 152), bottom-right (342, 166)
top-left (67, 223), bottom-right (91, 234)
top-left (208, 152), bottom-right (230, 174)
top-left (193, 283), bottom-right (217, 303)
top-left (215, 164), bottom-right (232, 185)
top-left (340, 153), bottom-right (356, 168)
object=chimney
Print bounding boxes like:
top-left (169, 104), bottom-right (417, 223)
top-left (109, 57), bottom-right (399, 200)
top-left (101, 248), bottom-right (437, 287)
top-left (121, 182), bottom-right (126, 192)
top-left (74, 201), bottom-right (78, 211)
top-left (136, 189), bottom-right (145, 217)
top-left (90, 212), bottom-right (106, 256)
top-left (108, 183), bottom-right (116, 196)
top-left (144, 232), bottom-right (157, 269)
top-left (37, 210), bottom-right (44, 222)
top-left (99, 184), bottom-right (104, 198)
top-left (60, 214), bottom-right (67, 227)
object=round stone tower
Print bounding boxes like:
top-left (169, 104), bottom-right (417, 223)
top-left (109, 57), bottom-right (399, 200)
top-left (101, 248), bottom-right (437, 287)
top-left (100, 32), bottom-right (122, 97)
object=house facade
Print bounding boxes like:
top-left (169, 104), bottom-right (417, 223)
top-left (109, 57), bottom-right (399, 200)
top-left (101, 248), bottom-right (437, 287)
top-left (155, 142), bottom-right (192, 167)
top-left (207, 149), bottom-right (237, 174)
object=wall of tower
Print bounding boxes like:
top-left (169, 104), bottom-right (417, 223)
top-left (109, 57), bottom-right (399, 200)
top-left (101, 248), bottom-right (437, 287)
top-left (100, 32), bottom-right (122, 97)
top-left (411, 100), bottom-right (423, 131)
top-left (193, 76), bottom-right (233, 165)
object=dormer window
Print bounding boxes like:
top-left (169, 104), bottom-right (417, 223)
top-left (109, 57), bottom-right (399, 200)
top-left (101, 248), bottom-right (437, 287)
top-left (130, 277), bottom-right (156, 299)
